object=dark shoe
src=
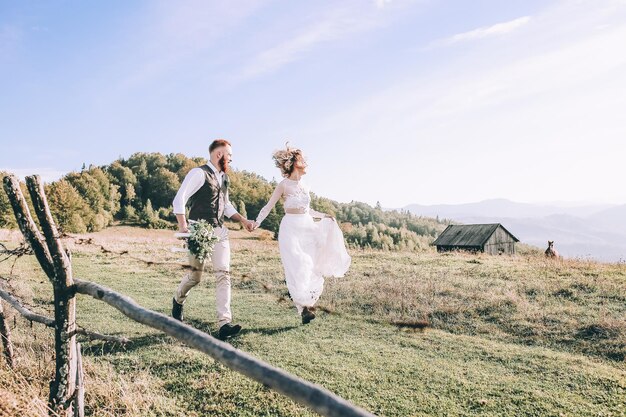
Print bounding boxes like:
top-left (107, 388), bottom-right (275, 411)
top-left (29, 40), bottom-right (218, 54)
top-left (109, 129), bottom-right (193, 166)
top-left (301, 307), bottom-right (316, 324)
top-left (218, 323), bottom-right (242, 340)
top-left (172, 298), bottom-right (184, 322)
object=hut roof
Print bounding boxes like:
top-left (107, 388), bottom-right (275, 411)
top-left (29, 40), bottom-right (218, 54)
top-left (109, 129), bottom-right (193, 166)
top-left (432, 224), bottom-right (519, 247)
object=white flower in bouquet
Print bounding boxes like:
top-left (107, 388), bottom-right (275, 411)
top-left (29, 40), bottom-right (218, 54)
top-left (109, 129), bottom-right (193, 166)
top-left (187, 220), bottom-right (219, 262)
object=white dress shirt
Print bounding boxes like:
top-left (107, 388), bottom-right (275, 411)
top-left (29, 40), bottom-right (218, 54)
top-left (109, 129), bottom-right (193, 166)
top-left (172, 162), bottom-right (238, 218)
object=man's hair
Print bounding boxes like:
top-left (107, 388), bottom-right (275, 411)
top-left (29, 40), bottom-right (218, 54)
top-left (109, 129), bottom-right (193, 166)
top-left (209, 139), bottom-right (231, 154)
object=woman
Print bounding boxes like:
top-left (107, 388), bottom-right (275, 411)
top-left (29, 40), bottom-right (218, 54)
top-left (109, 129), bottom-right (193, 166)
top-left (254, 145), bottom-right (351, 324)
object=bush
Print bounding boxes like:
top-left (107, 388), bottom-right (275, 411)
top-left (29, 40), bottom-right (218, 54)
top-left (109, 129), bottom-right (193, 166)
top-left (139, 199), bottom-right (157, 226)
top-left (46, 180), bottom-right (95, 233)
top-left (0, 172), bottom-right (16, 229)
top-left (119, 205), bottom-right (136, 220)
top-left (68, 213), bottom-right (88, 233)
top-left (158, 207), bottom-right (176, 222)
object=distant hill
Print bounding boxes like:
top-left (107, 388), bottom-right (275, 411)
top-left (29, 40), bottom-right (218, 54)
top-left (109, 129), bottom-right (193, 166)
top-left (403, 199), bottom-right (626, 262)
top-left (404, 199), bottom-right (613, 219)
top-left (587, 204), bottom-right (626, 236)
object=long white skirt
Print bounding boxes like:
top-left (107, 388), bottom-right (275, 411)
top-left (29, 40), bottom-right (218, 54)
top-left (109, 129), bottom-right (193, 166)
top-left (278, 214), bottom-right (351, 314)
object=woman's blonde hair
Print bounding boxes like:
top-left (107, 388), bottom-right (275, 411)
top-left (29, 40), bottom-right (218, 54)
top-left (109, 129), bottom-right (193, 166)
top-left (272, 142), bottom-right (303, 177)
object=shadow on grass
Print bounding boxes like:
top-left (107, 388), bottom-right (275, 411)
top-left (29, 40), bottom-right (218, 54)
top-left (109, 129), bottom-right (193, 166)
top-left (81, 320), bottom-right (300, 361)
top-left (184, 317), bottom-right (216, 336)
top-left (83, 333), bottom-right (171, 357)
top-left (185, 317), bottom-right (301, 341)
top-left (238, 325), bottom-right (300, 337)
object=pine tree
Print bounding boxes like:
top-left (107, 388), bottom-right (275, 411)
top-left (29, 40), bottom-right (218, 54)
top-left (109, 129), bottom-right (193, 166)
top-left (124, 182), bottom-right (136, 205)
top-left (238, 200), bottom-right (247, 219)
top-left (139, 199), bottom-right (157, 227)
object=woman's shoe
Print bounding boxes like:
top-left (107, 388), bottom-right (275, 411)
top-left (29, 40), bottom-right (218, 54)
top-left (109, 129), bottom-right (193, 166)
top-left (301, 307), bottom-right (316, 324)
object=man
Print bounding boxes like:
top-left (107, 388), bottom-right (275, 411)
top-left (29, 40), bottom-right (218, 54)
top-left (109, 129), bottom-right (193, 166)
top-left (172, 139), bottom-right (254, 340)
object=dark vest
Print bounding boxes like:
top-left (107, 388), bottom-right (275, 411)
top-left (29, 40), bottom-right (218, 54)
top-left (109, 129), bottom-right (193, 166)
top-left (187, 165), bottom-right (229, 227)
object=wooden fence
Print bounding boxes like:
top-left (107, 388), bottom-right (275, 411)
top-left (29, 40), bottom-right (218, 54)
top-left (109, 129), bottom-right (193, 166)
top-left (0, 174), bottom-right (376, 417)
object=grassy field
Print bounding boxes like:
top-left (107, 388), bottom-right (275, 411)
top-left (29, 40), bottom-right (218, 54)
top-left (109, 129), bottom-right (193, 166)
top-left (0, 225), bottom-right (624, 416)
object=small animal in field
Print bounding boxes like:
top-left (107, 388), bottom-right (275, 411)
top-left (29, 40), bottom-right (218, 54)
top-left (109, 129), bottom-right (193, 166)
top-left (545, 241), bottom-right (560, 258)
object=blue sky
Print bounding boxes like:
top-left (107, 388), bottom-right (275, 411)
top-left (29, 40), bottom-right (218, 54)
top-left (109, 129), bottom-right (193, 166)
top-left (1, 0), bottom-right (625, 207)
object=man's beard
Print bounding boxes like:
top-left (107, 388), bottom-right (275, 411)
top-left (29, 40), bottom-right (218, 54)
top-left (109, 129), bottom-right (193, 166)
top-left (218, 156), bottom-right (230, 172)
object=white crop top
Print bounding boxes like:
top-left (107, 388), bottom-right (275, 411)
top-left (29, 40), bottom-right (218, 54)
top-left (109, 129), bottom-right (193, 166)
top-left (255, 179), bottom-right (325, 225)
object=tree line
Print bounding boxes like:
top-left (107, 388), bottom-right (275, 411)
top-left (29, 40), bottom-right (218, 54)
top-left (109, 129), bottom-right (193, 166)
top-left (1, 153), bottom-right (449, 251)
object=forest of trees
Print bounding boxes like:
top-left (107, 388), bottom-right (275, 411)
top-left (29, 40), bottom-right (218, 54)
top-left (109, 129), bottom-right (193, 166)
top-left (1, 153), bottom-right (449, 251)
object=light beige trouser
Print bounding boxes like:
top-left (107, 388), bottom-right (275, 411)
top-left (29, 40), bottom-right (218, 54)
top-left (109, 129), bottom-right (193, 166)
top-left (174, 226), bottom-right (232, 327)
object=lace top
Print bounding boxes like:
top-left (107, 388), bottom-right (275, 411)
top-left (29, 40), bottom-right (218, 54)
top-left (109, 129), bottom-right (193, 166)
top-left (255, 179), bottom-right (325, 225)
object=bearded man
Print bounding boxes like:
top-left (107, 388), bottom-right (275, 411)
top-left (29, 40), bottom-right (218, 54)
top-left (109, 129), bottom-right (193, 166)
top-left (171, 139), bottom-right (254, 340)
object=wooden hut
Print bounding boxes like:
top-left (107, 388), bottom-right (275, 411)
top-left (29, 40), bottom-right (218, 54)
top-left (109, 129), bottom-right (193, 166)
top-left (432, 223), bottom-right (519, 255)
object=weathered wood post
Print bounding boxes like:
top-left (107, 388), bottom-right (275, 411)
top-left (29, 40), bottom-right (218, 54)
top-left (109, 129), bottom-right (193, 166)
top-left (3, 175), bottom-right (78, 416)
top-left (0, 300), bottom-right (15, 368)
top-left (75, 342), bottom-right (85, 417)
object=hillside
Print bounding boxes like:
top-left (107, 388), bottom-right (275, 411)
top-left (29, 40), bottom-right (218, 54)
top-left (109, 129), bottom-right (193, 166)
top-left (1, 153), bottom-right (449, 252)
top-left (0, 226), bottom-right (624, 416)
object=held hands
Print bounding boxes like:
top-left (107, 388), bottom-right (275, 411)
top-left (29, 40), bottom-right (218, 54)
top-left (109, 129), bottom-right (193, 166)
top-left (242, 219), bottom-right (256, 232)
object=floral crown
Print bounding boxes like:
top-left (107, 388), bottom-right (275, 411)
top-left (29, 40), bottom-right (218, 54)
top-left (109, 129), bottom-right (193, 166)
top-left (272, 142), bottom-right (302, 177)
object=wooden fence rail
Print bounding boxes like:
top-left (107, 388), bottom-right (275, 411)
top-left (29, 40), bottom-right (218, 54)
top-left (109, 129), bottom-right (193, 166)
top-left (1, 174), bottom-right (377, 417)
top-left (74, 278), bottom-right (376, 417)
top-left (0, 288), bottom-right (130, 344)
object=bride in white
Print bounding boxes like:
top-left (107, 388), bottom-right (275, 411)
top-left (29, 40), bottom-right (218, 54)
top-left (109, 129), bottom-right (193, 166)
top-left (253, 145), bottom-right (351, 324)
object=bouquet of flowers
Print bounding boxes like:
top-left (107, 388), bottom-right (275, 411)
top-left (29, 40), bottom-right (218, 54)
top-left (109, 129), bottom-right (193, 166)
top-left (186, 219), bottom-right (219, 262)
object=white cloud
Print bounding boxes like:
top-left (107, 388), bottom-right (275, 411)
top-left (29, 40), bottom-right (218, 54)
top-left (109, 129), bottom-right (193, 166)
top-left (317, 2), bottom-right (626, 137)
top-left (421, 24), bottom-right (626, 121)
top-left (430, 16), bottom-right (531, 48)
top-left (232, 2), bottom-right (404, 82)
top-left (296, 1), bottom-right (626, 206)
top-left (101, 0), bottom-right (265, 96)
top-left (235, 12), bottom-right (368, 80)
top-left (96, 0), bottom-right (414, 95)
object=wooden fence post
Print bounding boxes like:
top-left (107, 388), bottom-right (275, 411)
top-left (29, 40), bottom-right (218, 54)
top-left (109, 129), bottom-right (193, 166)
top-left (3, 175), bottom-right (77, 416)
top-left (0, 300), bottom-right (15, 368)
top-left (25, 176), bottom-right (77, 416)
top-left (75, 342), bottom-right (85, 417)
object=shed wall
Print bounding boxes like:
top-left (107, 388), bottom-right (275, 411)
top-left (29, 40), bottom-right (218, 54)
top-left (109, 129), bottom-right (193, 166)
top-left (483, 226), bottom-right (517, 255)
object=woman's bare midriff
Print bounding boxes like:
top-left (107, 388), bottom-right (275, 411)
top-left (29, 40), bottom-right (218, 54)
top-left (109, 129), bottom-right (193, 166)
top-left (285, 208), bottom-right (307, 214)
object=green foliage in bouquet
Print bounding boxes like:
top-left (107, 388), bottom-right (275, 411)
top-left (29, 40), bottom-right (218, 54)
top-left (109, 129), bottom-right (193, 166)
top-left (187, 220), bottom-right (219, 262)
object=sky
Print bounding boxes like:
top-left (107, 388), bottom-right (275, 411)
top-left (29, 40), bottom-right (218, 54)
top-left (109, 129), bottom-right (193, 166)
top-left (1, 0), bottom-right (626, 208)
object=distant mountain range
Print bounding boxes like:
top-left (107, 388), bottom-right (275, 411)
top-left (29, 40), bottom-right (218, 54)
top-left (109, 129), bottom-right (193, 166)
top-left (403, 199), bottom-right (626, 263)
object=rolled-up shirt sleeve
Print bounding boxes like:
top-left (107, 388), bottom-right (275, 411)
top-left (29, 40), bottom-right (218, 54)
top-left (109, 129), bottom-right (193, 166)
top-left (224, 190), bottom-right (239, 218)
top-left (172, 168), bottom-right (205, 214)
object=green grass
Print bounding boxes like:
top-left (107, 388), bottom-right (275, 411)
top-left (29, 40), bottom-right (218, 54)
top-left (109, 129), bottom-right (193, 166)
top-left (0, 226), bottom-right (625, 416)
